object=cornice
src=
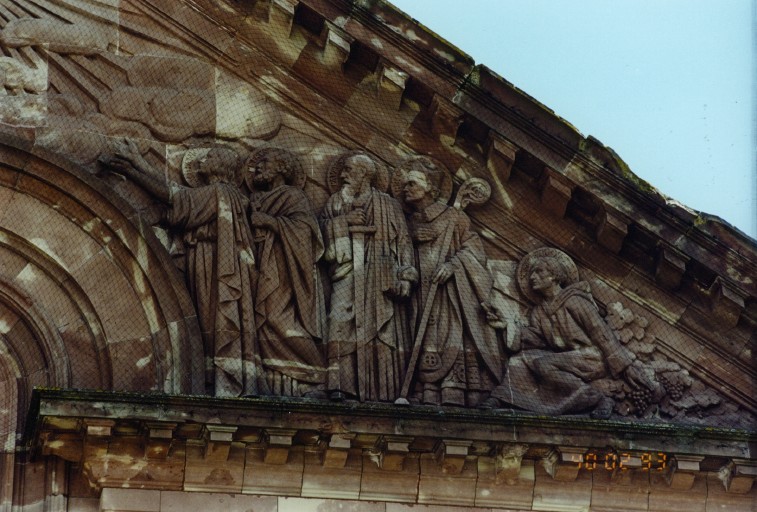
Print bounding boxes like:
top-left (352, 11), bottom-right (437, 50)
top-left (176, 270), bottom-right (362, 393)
top-left (264, 0), bottom-right (757, 319)
top-left (25, 389), bottom-right (757, 502)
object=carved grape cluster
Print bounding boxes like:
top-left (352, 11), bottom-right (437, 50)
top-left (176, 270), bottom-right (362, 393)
top-left (658, 372), bottom-right (686, 401)
top-left (606, 302), bottom-right (654, 358)
top-left (629, 388), bottom-right (653, 414)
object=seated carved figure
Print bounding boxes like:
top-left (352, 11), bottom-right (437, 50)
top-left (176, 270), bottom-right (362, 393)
top-left (483, 248), bottom-right (657, 419)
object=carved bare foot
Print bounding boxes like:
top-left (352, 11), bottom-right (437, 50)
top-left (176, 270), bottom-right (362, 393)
top-left (478, 397), bottom-right (502, 410)
top-left (329, 391), bottom-right (346, 402)
top-left (590, 397), bottom-right (614, 419)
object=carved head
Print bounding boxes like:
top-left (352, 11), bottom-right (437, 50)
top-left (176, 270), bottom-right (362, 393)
top-left (402, 158), bottom-right (442, 204)
top-left (252, 148), bottom-right (293, 183)
top-left (529, 256), bottom-right (569, 294)
top-left (199, 147), bottom-right (239, 184)
top-left (341, 154), bottom-right (376, 191)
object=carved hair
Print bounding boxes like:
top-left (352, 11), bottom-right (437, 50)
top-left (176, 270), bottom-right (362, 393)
top-left (252, 147), bottom-right (298, 183)
top-left (207, 146), bottom-right (240, 182)
top-left (537, 256), bottom-right (570, 287)
top-left (407, 158), bottom-right (442, 200)
top-left (346, 153), bottom-right (377, 180)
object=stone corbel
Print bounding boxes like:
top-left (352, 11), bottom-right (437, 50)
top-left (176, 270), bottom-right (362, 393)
top-left (485, 132), bottom-right (517, 182)
top-left (707, 277), bottom-right (746, 328)
top-left (542, 447), bottom-right (583, 482)
top-left (144, 422), bottom-right (176, 460)
top-left (718, 459), bottom-right (757, 494)
top-left (596, 208), bottom-right (629, 254)
top-left (494, 443), bottom-right (529, 484)
top-left (263, 428), bottom-right (297, 464)
top-left (320, 21), bottom-right (353, 68)
top-left (655, 244), bottom-right (689, 290)
top-left (434, 439), bottom-right (472, 475)
top-left (665, 454), bottom-right (704, 490)
top-left (268, 0), bottom-right (298, 37)
top-left (428, 95), bottom-right (464, 142)
top-left (82, 419), bottom-right (114, 461)
top-left (376, 62), bottom-right (408, 110)
top-left (322, 433), bottom-right (355, 468)
top-left (540, 169), bottom-right (574, 218)
top-left (376, 435), bottom-right (412, 471)
top-left (39, 430), bottom-right (83, 463)
top-left (203, 425), bottom-right (237, 462)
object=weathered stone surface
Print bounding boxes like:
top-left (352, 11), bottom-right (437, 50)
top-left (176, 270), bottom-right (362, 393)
top-left (162, 492), bottom-right (277, 512)
top-left (0, 0), bottom-right (755, 509)
top-left (100, 489), bottom-right (161, 512)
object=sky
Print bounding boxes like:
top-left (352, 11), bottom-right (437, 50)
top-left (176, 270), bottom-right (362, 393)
top-left (389, 0), bottom-right (756, 240)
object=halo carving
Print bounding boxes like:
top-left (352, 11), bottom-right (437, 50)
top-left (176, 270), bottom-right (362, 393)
top-left (326, 150), bottom-right (389, 194)
top-left (181, 147), bottom-right (209, 188)
top-left (516, 247), bottom-right (580, 304)
top-left (243, 146), bottom-right (306, 190)
top-left (182, 146), bottom-right (244, 188)
top-left (390, 155), bottom-right (453, 204)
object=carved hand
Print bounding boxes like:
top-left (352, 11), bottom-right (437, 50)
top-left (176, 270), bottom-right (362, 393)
top-left (102, 155), bottom-right (137, 175)
top-left (624, 361), bottom-right (656, 391)
top-left (250, 212), bottom-right (277, 231)
top-left (433, 262), bottom-right (454, 283)
top-left (345, 209), bottom-right (365, 226)
top-left (391, 279), bottom-right (412, 298)
top-left (481, 301), bottom-right (505, 327)
top-left (112, 138), bottom-right (144, 168)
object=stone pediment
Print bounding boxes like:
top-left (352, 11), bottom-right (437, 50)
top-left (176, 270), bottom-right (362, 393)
top-left (0, 0), bottom-right (755, 508)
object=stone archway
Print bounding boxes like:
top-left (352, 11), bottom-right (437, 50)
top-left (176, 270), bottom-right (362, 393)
top-left (0, 135), bottom-right (205, 448)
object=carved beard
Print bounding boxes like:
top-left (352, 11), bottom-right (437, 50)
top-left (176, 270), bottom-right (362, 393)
top-left (340, 182), bottom-right (368, 204)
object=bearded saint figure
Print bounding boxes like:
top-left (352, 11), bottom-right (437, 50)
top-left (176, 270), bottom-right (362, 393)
top-left (246, 147), bottom-right (327, 398)
top-left (321, 153), bottom-right (417, 402)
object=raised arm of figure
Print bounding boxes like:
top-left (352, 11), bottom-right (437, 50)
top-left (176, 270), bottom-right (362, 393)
top-left (102, 138), bottom-right (171, 203)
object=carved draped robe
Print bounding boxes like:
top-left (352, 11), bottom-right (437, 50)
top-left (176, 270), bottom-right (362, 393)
top-left (410, 203), bottom-right (502, 407)
top-left (491, 281), bottom-right (636, 414)
top-left (321, 187), bottom-right (414, 402)
top-left (252, 185), bottom-right (327, 396)
top-left (166, 182), bottom-right (260, 397)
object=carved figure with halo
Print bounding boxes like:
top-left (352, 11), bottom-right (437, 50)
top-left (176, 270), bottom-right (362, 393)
top-left (320, 151), bottom-right (417, 402)
top-left (393, 156), bottom-right (503, 407)
top-left (246, 146), bottom-right (328, 397)
top-left (101, 140), bottom-right (259, 397)
top-left (482, 248), bottom-right (660, 418)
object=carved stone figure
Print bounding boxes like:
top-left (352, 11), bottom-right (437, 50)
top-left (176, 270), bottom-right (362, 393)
top-left (321, 152), bottom-right (417, 402)
top-left (395, 157), bottom-right (503, 407)
top-left (102, 140), bottom-right (260, 397)
top-left (245, 147), bottom-right (327, 397)
top-left (483, 248), bottom-right (658, 418)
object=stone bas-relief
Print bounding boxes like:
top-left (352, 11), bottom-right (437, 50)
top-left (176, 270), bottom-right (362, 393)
top-left (102, 141), bottom-right (259, 397)
top-left (97, 141), bottom-right (751, 427)
top-left (483, 248), bottom-right (659, 419)
top-left (394, 157), bottom-right (502, 407)
top-left (1, 0), bottom-right (750, 431)
top-left (321, 153), bottom-right (417, 402)
top-left (1, 0), bottom-right (754, 508)
top-left (246, 147), bottom-right (327, 397)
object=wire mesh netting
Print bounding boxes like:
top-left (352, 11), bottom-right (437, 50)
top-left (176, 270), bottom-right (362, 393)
top-left (0, 0), bottom-right (754, 455)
